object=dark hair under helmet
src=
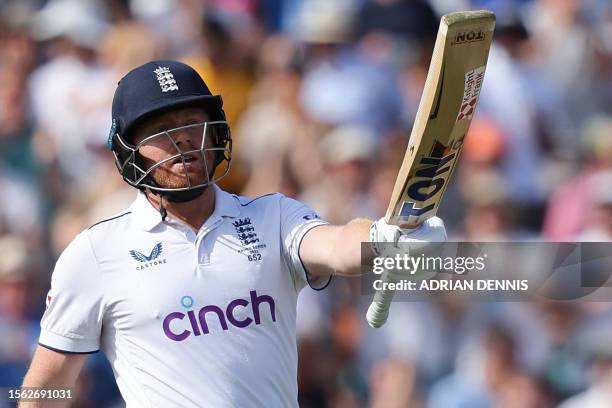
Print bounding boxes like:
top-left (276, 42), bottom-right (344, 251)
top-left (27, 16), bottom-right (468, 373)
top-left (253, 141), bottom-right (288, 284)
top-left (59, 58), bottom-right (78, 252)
top-left (107, 60), bottom-right (231, 203)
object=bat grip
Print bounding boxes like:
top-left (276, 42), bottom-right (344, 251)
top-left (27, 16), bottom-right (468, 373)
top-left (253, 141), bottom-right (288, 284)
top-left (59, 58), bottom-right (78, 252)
top-left (366, 272), bottom-right (397, 328)
top-left (366, 219), bottom-right (424, 328)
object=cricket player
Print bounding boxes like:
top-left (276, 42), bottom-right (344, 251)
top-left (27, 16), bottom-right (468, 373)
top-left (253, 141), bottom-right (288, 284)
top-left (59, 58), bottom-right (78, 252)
top-left (21, 61), bottom-right (445, 407)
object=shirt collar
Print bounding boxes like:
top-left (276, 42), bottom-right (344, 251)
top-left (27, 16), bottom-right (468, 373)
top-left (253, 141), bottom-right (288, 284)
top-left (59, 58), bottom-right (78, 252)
top-left (130, 184), bottom-right (240, 231)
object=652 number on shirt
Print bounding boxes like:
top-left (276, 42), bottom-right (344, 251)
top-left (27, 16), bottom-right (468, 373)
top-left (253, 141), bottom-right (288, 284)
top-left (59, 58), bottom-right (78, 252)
top-left (248, 253), bottom-right (262, 262)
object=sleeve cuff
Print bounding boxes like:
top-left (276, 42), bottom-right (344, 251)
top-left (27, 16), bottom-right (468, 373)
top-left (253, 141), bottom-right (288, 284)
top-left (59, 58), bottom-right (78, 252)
top-left (39, 329), bottom-right (100, 354)
top-left (295, 221), bottom-right (332, 290)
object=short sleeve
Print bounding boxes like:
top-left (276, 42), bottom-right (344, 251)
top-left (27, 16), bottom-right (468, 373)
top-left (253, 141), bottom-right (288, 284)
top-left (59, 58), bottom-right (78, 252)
top-left (280, 195), bottom-right (329, 291)
top-left (39, 231), bottom-right (105, 353)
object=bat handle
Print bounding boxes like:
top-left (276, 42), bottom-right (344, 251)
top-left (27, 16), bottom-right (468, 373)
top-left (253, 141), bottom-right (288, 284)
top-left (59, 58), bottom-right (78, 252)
top-left (366, 219), bottom-right (423, 328)
top-left (366, 273), bottom-right (397, 328)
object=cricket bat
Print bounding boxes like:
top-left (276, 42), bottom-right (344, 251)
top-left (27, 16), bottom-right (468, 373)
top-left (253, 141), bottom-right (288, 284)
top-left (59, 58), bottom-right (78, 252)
top-left (367, 10), bottom-right (496, 328)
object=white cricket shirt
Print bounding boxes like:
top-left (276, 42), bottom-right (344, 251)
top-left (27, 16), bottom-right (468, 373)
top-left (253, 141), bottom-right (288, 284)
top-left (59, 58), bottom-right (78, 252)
top-left (39, 184), bottom-right (329, 407)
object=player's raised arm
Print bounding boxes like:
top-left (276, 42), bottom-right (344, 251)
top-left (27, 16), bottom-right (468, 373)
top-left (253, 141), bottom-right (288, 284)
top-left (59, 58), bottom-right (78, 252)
top-left (298, 219), bottom-right (372, 277)
top-left (299, 217), bottom-right (447, 277)
top-left (19, 346), bottom-right (86, 408)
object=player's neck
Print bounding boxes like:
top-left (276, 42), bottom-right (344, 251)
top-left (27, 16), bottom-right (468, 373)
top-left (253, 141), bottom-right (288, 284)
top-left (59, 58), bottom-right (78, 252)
top-left (146, 187), bottom-right (216, 232)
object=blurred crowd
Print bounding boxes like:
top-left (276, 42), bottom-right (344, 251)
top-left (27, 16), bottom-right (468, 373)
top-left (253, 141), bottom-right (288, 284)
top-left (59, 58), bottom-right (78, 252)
top-left (0, 0), bottom-right (611, 406)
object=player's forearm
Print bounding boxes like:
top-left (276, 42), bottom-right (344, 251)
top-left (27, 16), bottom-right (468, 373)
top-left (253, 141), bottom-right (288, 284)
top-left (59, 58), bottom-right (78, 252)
top-left (301, 218), bottom-right (373, 277)
top-left (19, 347), bottom-right (85, 408)
top-left (330, 218), bottom-right (374, 276)
top-left (19, 375), bottom-right (72, 408)
top-left (18, 378), bottom-right (72, 408)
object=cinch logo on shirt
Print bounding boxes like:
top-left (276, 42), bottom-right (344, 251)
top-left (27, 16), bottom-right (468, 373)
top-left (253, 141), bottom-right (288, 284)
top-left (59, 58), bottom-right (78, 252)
top-left (162, 291), bottom-right (277, 341)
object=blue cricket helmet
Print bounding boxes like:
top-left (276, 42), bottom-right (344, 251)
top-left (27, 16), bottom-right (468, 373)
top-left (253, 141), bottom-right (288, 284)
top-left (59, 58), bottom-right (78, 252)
top-left (108, 60), bottom-right (231, 201)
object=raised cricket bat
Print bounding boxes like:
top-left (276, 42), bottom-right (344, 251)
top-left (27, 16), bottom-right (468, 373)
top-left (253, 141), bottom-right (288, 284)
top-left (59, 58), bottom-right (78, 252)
top-left (367, 10), bottom-right (496, 328)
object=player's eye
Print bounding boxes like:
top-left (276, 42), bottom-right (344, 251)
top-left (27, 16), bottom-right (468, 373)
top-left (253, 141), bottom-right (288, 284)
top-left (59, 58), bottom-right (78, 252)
top-left (151, 125), bottom-right (169, 135)
top-left (185, 118), bottom-right (203, 125)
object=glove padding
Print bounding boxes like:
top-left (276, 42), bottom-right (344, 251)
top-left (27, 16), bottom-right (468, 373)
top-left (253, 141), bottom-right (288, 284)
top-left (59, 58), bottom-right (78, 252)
top-left (369, 216), bottom-right (447, 257)
top-left (370, 216), bottom-right (447, 283)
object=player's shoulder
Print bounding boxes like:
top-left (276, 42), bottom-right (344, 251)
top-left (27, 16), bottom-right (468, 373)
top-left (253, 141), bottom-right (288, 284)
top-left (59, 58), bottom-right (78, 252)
top-left (80, 209), bottom-right (135, 253)
top-left (230, 192), bottom-right (304, 224)
top-left (53, 228), bottom-right (101, 280)
top-left (229, 191), bottom-right (320, 225)
top-left (230, 191), bottom-right (309, 215)
top-left (232, 192), bottom-right (283, 209)
top-left (57, 209), bottom-right (132, 256)
top-left (232, 193), bottom-right (285, 216)
top-left (86, 210), bottom-right (133, 234)
top-left (54, 209), bottom-right (135, 271)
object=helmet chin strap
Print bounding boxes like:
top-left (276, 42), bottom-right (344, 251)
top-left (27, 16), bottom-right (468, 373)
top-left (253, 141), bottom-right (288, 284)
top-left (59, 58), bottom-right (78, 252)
top-left (152, 186), bottom-right (207, 222)
top-left (163, 186), bottom-right (207, 202)
top-left (158, 194), bottom-right (168, 221)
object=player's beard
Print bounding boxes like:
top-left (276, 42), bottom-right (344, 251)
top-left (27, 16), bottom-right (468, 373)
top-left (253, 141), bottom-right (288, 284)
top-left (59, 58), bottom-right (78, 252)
top-left (149, 154), bottom-right (212, 189)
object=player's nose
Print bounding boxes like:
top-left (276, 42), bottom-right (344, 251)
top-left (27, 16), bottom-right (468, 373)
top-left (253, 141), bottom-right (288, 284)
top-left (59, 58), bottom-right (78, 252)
top-left (173, 130), bottom-right (197, 151)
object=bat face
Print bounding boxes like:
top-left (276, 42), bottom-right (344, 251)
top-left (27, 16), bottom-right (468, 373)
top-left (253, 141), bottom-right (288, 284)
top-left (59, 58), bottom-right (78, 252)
top-left (386, 11), bottom-right (496, 228)
top-left (397, 138), bottom-right (465, 225)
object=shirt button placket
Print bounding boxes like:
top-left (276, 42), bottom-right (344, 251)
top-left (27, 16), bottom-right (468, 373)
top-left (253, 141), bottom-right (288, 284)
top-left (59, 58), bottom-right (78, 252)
top-left (197, 218), bottom-right (222, 267)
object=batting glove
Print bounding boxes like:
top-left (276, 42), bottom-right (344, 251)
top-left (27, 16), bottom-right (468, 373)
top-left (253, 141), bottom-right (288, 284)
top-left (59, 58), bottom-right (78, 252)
top-left (369, 216), bottom-right (447, 285)
top-left (369, 216), bottom-right (447, 257)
